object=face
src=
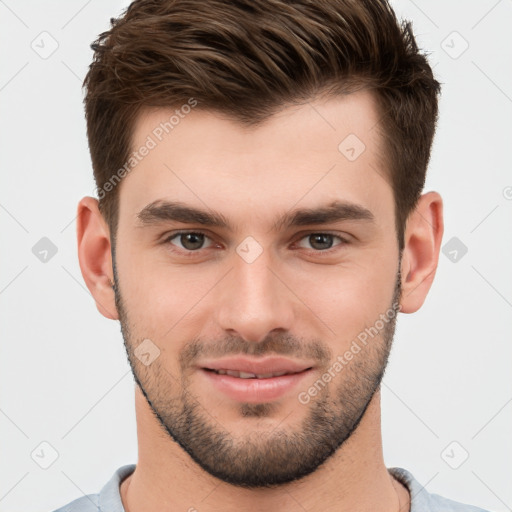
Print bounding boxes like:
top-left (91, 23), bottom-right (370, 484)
top-left (112, 91), bottom-right (402, 488)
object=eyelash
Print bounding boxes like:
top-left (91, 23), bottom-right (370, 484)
top-left (162, 230), bottom-right (350, 257)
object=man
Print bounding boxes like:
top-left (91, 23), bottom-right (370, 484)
top-left (53, 0), bottom-right (491, 511)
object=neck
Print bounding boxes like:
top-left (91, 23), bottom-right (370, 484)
top-left (120, 387), bottom-right (409, 512)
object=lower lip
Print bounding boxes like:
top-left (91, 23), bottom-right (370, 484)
top-left (200, 368), bottom-right (312, 403)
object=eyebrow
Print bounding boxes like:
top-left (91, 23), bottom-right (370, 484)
top-left (136, 199), bottom-right (375, 232)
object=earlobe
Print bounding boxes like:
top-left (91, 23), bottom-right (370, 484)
top-left (399, 191), bottom-right (444, 314)
top-left (76, 196), bottom-right (119, 320)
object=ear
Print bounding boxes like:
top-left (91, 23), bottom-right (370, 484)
top-left (399, 191), bottom-right (444, 314)
top-left (76, 196), bottom-right (119, 320)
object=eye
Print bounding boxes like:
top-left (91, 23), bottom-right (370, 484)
top-left (162, 230), bottom-right (349, 256)
top-left (164, 231), bottom-right (215, 252)
top-left (295, 233), bottom-right (348, 252)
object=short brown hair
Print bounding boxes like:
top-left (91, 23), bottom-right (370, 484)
top-left (84, 0), bottom-right (440, 252)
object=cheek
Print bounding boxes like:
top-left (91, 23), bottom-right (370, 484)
top-left (115, 245), bottom-right (221, 335)
top-left (302, 253), bottom-right (398, 351)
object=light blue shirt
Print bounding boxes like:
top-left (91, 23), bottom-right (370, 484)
top-left (51, 464), bottom-right (492, 512)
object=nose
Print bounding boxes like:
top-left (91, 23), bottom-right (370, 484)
top-left (215, 248), bottom-right (295, 344)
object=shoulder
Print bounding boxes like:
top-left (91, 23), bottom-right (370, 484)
top-left (51, 494), bottom-right (99, 512)
top-left (427, 492), bottom-right (493, 512)
top-left (388, 467), bottom-right (493, 512)
top-left (49, 464), bottom-right (136, 512)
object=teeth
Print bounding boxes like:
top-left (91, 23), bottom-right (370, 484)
top-left (256, 371), bottom-right (288, 378)
top-left (239, 371), bottom-right (257, 379)
top-left (212, 369), bottom-right (290, 379)
top-left (256, 372), bottom-right (275, 379)
top-left (225, 370), bottom-right (257, 378)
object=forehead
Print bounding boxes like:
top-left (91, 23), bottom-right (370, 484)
top-left (119, 90), bottom-right (393, 231)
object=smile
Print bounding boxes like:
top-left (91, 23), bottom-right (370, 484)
top-left (204, 368), bottom-right (307, 379)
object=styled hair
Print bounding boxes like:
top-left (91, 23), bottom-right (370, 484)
top-left (84, 0), bottom-right (440, 251)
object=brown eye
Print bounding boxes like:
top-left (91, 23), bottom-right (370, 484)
top-left (296, 233), bottom-right (347, 252)
top-left (165, 231), bottom-right (213, 251)
top-left (308, 234), bottom-right (335, 250)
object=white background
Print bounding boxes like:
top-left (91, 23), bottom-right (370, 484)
top-left (0, 1), bottom-right (511, 511)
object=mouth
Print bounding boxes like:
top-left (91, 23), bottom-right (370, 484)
top-left (197, 357), bottom-right (315, 402)
top-left (199, 365), bottom-right (313, 403)
top-left (203, 368), bottom-right (312, 379)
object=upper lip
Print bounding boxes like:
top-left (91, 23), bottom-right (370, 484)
top-left (199, 356), bottom-right (314, 375)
